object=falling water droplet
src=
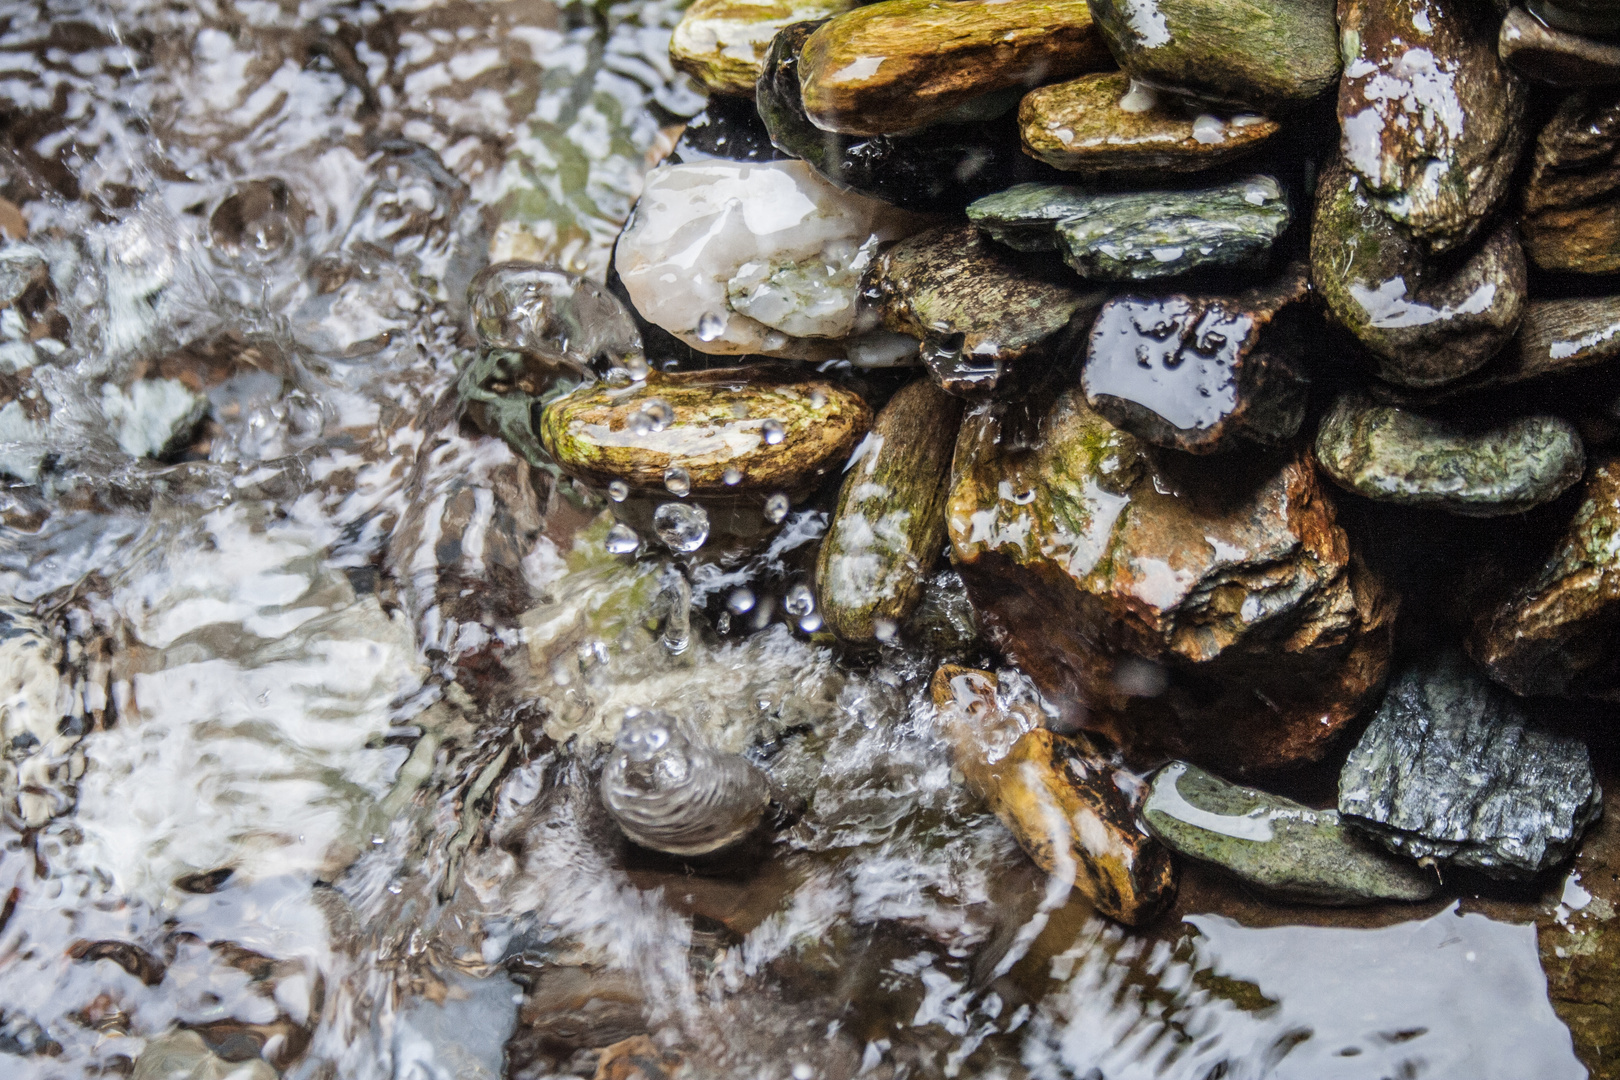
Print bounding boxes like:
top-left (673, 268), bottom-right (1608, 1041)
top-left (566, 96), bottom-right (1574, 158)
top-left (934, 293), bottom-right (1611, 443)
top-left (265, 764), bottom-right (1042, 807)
top-left (608, 480), bottom-right (629, 502)
top-left (722, 467), bottom-right (742, 486)
top-left (654, 503), bottom-right (710, 552)
top-left (762, 418), bottom-right (786, 445)
top-left (605, 523), bottom-right (640, 554)
top-left (784, 583), bottom-right (815, 618)
top-left (664, 466), bottom-right (691, 497)
top-left (696, 311), bottom-right (726, 342)
top-left (727, 588), bottom-right (756, 614)
top-left (763, 493), bottom-right (790, 524)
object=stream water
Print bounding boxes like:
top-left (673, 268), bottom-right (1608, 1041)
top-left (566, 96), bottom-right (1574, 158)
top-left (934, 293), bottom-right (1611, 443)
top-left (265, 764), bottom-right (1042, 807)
top-left (0, 1), bottom-right (1605, 1078)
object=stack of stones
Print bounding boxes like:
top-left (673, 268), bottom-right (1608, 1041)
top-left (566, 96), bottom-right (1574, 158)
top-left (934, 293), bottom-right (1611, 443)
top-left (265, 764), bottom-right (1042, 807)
top-left (464, 0), bottom-right (1620, 925)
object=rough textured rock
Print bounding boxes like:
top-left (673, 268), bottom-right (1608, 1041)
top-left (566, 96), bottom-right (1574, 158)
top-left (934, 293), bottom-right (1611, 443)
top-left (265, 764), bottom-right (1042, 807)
top-left (1087, 0), bottom-right (1339, 108)
top-left (796, 0), bottom-right (1112, 136)
top-left (931, 665), bottom-right (1177, 925)
top-left (1339, 652), bottom-right (1603, 879)
top-left (757, 20), bottom-right (1063, 213)
top-left (1311, 158), bottom-right (1527, 388)
top-left (614, 160), bottom-right (922, 357)
top-left (818, 379), bottom-right (963, 644)
top-left (1018, 72), bottom-right (1280, 174)
top-left (539, 366), bottom-right (870, 497)
top-left (1082, 260), bottom-right (1310, 453)
top-left (862, 223), bottom-right (1105, 397)
top-left (1529, 0), bottom-right (1620, 36)
top-left (1523, 88), bottom-right (1620, 274)
top-left (1143, 761), bottom-right (1437, 904)
top-left (1313, 391), bottom-right (1585, 516)
top-left (1500, 5), bottom-right (1620, 86)
top-left (1471, 457), bottom-right (1620, 699)
top-left (947, 389), bottom-right (1396, 776)
top-left (1338, 0), bottom-right (1530, 252)
top-left (969, 176), bottom-right (1291, 281)
top-left (669, 0), bottom-right (857, 96)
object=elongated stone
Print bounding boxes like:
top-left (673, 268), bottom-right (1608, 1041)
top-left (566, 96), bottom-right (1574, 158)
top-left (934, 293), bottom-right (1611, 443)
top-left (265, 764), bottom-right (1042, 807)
top-left (797, 0), bottom-right (1112, 136)
top-left (1339, 652), bottom-right (1602, 879)
top-left (1523, 89), bottom-right (1620, 275)
top-left (1313, 391), bottom-right (1585, 516)
top-left (1311, 158), bottom-right (1526, 388)
top-left (614, 160), bottom-right (922, 357)
top-left (1500, 6), bottom-right (1620, 87)
top-left (862, 223), bottom-right (1105, 397)
top-left (1088, 0), bottom-right (1339, 109)
top-left (969, 177), bottom-right (1290, 282)
top-left (1338, 0), bottom-right (1530, 253)
top-left (1019, 72), bottom-right (1280, 174)
top-left (1470, 457), bottom-right (1620, 699)
top-left (1529, 0), bottom-right (1620, 36)
top-left (1143, 761), bottom-right (1437, 904)
top-left (947, 389), bottom-right (1396, 775)
top-left (539, 366), bottom-right (870, 497)
top-left (817, 379), bottom-right (963, 644)
top-left (930, 665), bottom-right (1177, 926)
top-left (669, 0), bottom-right (857, 97)
top-left (1082, 261), bottom-right (1309, 453)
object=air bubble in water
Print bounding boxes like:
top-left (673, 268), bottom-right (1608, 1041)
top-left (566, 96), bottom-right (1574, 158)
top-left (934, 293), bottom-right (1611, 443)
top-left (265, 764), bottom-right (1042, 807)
top-left (654, 503), bottom-right (709, 552)
top-left (664, 465), bottom-right (691, 496)
top-left (762, 418), bottom-right (786, 445)
top-left (210, 178), bottom-right (302, 261)
top-left (696, 311), bottom-right (726, 342)
top-left (874, 618), bottom-right (898, 644)
top-left (722, 467), bottom-right (742, 486)
top-left (785, 583), bottom-right (815, 617)
top-left (727, 588), bottom-right (756, 614)
top-left (605, 523), bottom-right (640, 554)
top-left (469, 261), bottom-right (644, 378)
top-left (764, 492), bottom-right (790, 524)
top-left (608, 480), bottom-right (629, 502)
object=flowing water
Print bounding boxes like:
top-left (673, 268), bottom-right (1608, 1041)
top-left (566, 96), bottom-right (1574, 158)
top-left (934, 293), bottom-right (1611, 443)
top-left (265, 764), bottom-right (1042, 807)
top-left (0, 1), bottom-right (1604, 1078)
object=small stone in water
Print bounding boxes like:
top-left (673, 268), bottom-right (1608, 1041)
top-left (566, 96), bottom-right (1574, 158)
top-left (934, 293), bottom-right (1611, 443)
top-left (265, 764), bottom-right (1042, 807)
top-left (653, 502), bottom-right (710, 552)
top-left (762, 418), bottom-right (786, 445)
top-left (784, 582), bottom-right (815, 617)
top-left (763, 492), bottom-right (790, 524)
top-left (727, 588), bottom-right (756, 614)
top-left (608, 480), bottom-right (630, 502)
top-left (722, 467), bottom-right (743, 486)
top-left (605, 523), bottom-right (641, 554)
top-left (664, 465), bottom-right (691, 496)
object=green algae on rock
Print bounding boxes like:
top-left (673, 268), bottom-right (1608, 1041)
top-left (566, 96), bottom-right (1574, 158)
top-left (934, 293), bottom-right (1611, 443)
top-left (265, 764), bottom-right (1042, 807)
top-left (1338, 0), bottom-right (1530, 253)
top-left (796, 0), bottom-right (1113, 136)
top-left (1143, 761), bottom-right (1437, 905)
top-left (1087, 0), bottom-right (1339, 109)
top-left (539, 367), bottom-right (870, 497)
top-left (947, 390), bottom-right (1396, 775)
top-left (1310, 158), bottom-right (1526, 388)
top-left (669, 0), bottom-right (857, 97)
top-left (1500, 5), bottom-right (1620, 87)
top-left (1019, 72), bottom-right (1280, 174)
top-left (1523, 88), bottom-right (1620, 275)
top-left (817, 379), bottom-right (962, 645)
top-left (1313, 391), bottom-right (1585, 516)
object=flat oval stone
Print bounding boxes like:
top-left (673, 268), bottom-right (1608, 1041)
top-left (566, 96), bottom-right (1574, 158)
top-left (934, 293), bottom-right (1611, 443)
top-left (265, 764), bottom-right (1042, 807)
top-left (1313, 391), bottom-right (1585, 516)
top-left (1500, 6), bottom-right (1620, 87)
top-left (1523, 88), bottom-right (1620, 275)
top-left (947, 390), bottom-right (1396, 775)
top-left (1143, 761), bottom-right (1437, 905)
top-left (1088, 0), bottom-right (1339, 108)
top-left (797, 0), bottom-right (1113, 136)
top-left (817, 379), bottom-right (962, 644)
top-left (1339, 0), bottom-right (1530, 253)
top-left (1339, 652), bottom-right (1603, 879)
top-left (538, 367), bottom-right (871, 497)
top-left (670, 0), bottom-right (857, 97)
top-left (1019, 72), bottom-right (1280, 174)
top-left (1311, 158), bottom-right (1526, 388)
top-left (614, 160), bottom-right (922, 357)
top-left (1082, 261), bottom-right (1310, 453)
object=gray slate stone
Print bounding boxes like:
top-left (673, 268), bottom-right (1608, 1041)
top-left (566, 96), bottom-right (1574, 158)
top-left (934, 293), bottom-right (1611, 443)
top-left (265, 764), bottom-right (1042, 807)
top-left (1143, 761), bottom-right (1438, 905)
top-left (1339, 652), bottom-right (1603, 879)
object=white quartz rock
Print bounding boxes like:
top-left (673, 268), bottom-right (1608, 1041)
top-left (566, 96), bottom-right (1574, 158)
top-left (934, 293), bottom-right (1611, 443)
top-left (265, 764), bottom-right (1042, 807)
top-left (615, 160), bottom-right (921, 357)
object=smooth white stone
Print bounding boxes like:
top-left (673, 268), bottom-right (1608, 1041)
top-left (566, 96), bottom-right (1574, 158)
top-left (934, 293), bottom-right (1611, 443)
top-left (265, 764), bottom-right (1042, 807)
top-left (100, 377), bottom-right (207, 458)
top-left (615, 160), bottom-right (920, 356)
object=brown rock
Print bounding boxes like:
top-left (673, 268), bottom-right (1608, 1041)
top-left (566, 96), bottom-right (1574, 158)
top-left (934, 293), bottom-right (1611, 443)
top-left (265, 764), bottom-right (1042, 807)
top-left (797, 0), bottom-right (1113, 137)
top-left (593, 1035), bottom-right (684, 1080)
top-left (1524, 88), bottom-right (1620, 274)
top-left (930, 664), bottom-right (1177, 925)
top-left (946, 390), bottom-right (1396, 775)
top-left (669, 0), bottom-right (857, 96)
top-left (1500, 5), bottom-right (1620, 86)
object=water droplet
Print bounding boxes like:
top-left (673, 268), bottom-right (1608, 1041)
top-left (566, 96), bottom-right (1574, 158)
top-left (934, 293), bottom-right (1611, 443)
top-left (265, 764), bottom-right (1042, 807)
top-left (727, 588), bottom-right (756, 614)
top-left (605, 523), bottom-right (640, 554)
top-left (762, 418), bottom-right (786, 445)
top-left (874, 618), bottom-right (898, 643)
top-left (762, 331), bottom-right (789, 351)
top-left (730, 401), bottom-right (750, 419)
top-left (664, 465), bottom-right (691, 497)
top-left (469, 261), bottom-right (643, 377)
top-left (653, 502), bottom-right (709, 552)
top-left (763, 492), bottom-right (790, 524)
top-left (784, 583), bottom-right (815, 617)
top-left (607, 480), bottom-right (629, 502)
top-left (722, 467), bottom-right (742, 486)
top-left (809, 389), bottom-right (827, 409)
top-left (696, 311), bottom-right (726, 342)
top-left (798, 611), bottom-right (823, 633)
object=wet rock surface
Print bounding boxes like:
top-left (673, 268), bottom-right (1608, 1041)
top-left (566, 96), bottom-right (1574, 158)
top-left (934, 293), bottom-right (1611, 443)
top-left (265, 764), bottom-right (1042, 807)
top-left (669, 0), bottom-right (856, 97)
top-left (947, 389), bottom-right (1396, 775)
top-left (1311, 158), bottom-right (1527, 388)
top-left (796, 0), bottom-right (1112, 136)
top-left (1339, 653), bottom-right (1603, 878)
top-left (1500, 5), bottom-right (1620, 86)
top-left (1082, 260), bottom-right (1311, 453)
top-left (1018, 72), bottom-right (1281, 174)
top-left (1523, 88), bottom-right (1620, 274)
top-left (817, 378), bottom-right (962, 644)
top-left (1088, 0), bottom-right (1340, 108)
top-left (1313, 391), bottom-right (1585, 516)
top-left (1530, 0), bottom-right (1620, 36)
top-left (1338, 0), bottom-right (1530, 252)
top-left (1143, 761), bottom-right (1438, 904)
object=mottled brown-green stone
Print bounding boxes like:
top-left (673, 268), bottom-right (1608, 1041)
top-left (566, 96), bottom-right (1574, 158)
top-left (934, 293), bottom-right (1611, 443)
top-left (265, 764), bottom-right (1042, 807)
top-left (671, 0), bottom-right (858, 96)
